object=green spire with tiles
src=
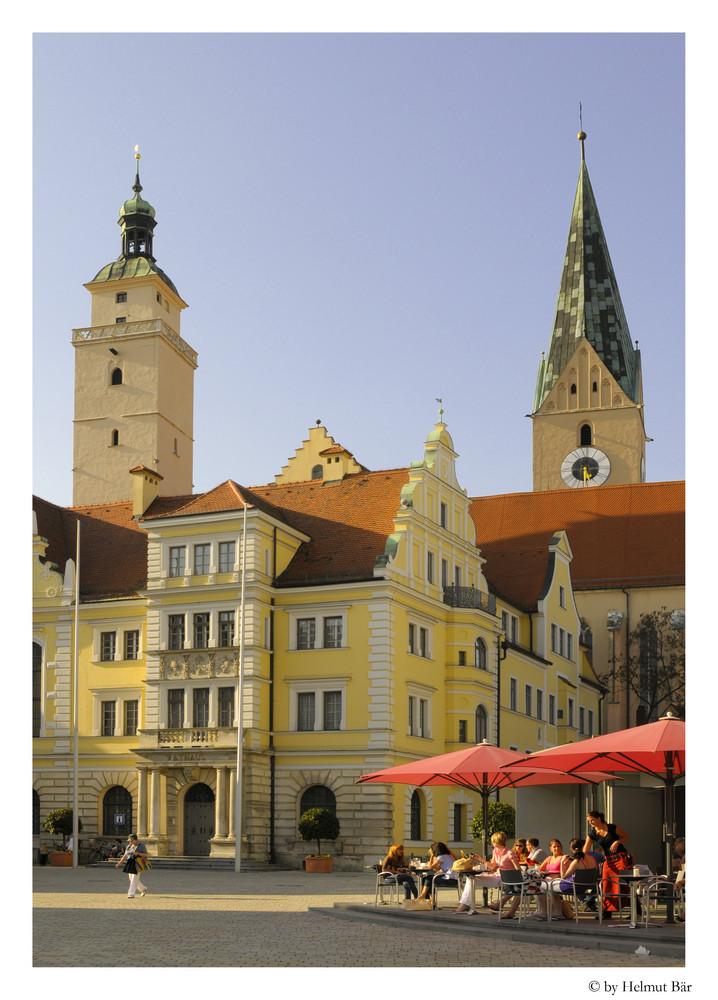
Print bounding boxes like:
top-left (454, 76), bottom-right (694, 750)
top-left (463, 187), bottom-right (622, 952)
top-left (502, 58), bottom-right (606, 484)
top-left (533, 131), bottom-right (639, 411)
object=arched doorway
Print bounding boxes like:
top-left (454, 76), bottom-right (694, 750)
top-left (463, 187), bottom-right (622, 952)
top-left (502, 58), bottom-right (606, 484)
top-left (183, 782), bottom-right (215, 856)
top-left (103, 785), bottom-right (133, 837)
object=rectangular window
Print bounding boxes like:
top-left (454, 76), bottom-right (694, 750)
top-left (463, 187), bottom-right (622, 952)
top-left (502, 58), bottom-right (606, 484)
top-left (510, 678), bottom-right (518, 712)
top-left (168, 614), bottom-right (185, 650)
top-left (116, 292), bottom-right (127, 303)
top-left (297, 618), bottom-right (316, 650)
top-left (440, 502), bottom-right (448, 528)
top-left (511, 616), bottom-right (518, 643)
top-left (323, 616), bottom-right (343, 648)
top-left (323, 691), bottom-right (342, 731)
top-left (548, 693), bottom-right (556, 725)
top-left (427, 551), bottom-right (435, 584)
top-left (568, 698), bottom-right (575, 728)
top-left (409, 695), bottom-right (430, 737)
top-left (219, 687), bottom-right (235, 727)
top-left (169, 546), bottom-right (185, 577)
top-left (218, 611), bottom-right (235, 647)
top-left (419, 698), bottom-right (429, 737)
top-left (579, 706), bottom-right (586, 735)
top-left (115, 317), bottom-right (126, 324)
top-left (408, 623), bottom-right (416, 654)
top-left (453, 803), bottom-right (465, 843)
top-left (567, 633), bottom-right (574, 661)
top-left (123, 630), bottom-right (139, 660)
top-left (587, 709), bottom-right (595, 737)
top-left (100, 632), bottom-right (116, 662)
top-left (525, 684), bottom-right (532, 717)
top-left (536, 689), bottom-right (544, 721)
top-left (124, 700), bottom-right (138, 736)
top-left (559, 585), bottom-right (566, 608)
top-left (101, 700), bottom-right (116, 736)
top-left (193, 688), bottom-right (209, 728)
top-left (193, 613), bottom-right (210, 649)
top-left (559, 629), bottom-right (566, 657)
top-left (454, 565), bottom-right (462, 588)
top-left (168, 689), bottom-right (184, 728)
top-left (218, 541), bottom-right (235, 573)
top-left (458, 719), bottom-right (467, 743)
top-left (441, 559), bottom-right (449, 588)
top-left (419, 627), bottom-right (428, 658)
top-left (297, 692), bottom-right (315, 731)
top-left (193, 543), bottom-right (210, 575)
top-left (502, 610), bottom-right (509, 634)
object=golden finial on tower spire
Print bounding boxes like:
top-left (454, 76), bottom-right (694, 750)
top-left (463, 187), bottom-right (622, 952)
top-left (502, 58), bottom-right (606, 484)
top-left (134, 143), bottom-right (141, 161)
top-left (578, 102), bottom-right (587, 162)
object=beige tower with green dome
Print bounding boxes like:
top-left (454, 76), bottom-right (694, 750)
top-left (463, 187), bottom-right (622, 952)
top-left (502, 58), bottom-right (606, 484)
top-left (72, 149), bottom-right (197, 505)
top-left (530, 132), bottom-right (649, 492)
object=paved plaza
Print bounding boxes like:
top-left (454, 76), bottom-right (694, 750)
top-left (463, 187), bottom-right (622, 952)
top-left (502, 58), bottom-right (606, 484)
top-left (29, 864), bottom-right (691, 976)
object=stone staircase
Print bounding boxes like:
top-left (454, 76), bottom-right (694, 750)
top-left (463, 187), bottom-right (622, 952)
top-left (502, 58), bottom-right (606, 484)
top-left (146, 856), bottom-right (283, 872)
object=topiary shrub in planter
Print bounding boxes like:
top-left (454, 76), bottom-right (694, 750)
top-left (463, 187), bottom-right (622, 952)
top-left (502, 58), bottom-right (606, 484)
top-left (298, 808), bottom-right (340, 871)
top-left (470, 802), bottom-right (516, 843)
top-left (44, 808), bottom-right (82, 850)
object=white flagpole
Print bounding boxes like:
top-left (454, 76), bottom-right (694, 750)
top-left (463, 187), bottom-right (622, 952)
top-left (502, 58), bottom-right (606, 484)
top-left (234, 501), bottom-right (247, 873)
top-left (72, 519), bottom-right (80, 869)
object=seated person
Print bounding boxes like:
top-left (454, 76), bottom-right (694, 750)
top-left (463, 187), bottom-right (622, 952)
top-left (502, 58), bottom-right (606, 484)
top-left (512, 838), bottom-right (530, 865)
top-left (533, 838), bottom-right (567, 919)
top-left (416, 842), bottom-right (457, 900)
top-left (673, 837), bottom-right (685, 872)
top-left (454, 831), bottom-right (521, 916)
top-left (527, 838), bottom-right (546, 865)
top-left (379, 843), bottom-right (418, 899)
top-left (553, 838), bottom-right (599, 911)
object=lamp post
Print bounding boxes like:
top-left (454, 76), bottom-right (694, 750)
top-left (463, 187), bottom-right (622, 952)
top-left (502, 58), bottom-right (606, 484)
top-left (234, 502), bottom-right (248, 873)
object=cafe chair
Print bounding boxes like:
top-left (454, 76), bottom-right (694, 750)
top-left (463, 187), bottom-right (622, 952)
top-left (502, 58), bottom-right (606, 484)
top-left (430, 871), bottom-right (462, 910)
top-left (636, 876), bottom-right (684, 927)
top-left (497, 869), bottom-right (537, 924)
top-left (371, 864), bottom-right (403, 907)
top-left (550, 869), bottom-right (603, 924)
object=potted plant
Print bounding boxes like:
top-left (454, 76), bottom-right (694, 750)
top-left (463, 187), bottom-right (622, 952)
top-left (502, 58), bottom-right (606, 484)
top-left (44, 808), bottom-right (82, 865)
top-left (298, 807), bottom-right (340, 872)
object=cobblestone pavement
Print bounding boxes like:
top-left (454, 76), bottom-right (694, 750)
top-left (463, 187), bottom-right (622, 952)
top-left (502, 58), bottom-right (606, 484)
top-left (32, 866), bottom-right (687, 974)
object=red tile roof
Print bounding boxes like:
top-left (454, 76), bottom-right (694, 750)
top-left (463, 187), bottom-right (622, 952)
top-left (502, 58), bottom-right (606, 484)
top-left (469, 481), bottom-right (684, 610)
top-left (34, 475), bottom-right (684, 608)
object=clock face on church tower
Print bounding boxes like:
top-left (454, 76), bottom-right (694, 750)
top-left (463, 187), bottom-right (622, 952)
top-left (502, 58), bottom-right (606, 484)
top-left (560, 447), bottom-right (611, 488)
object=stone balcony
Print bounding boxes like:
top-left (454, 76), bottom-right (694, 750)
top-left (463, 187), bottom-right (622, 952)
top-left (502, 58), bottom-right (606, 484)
top-left (137, 727), bottom-right (239, 750)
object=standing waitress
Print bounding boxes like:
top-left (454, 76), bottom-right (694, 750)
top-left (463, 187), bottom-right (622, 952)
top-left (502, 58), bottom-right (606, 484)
top-left (584, 810), bottom-right (630, 919)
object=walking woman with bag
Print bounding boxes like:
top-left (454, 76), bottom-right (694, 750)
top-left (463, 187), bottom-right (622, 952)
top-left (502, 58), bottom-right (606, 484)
top-left (115, 834), bottom-right (150, 898)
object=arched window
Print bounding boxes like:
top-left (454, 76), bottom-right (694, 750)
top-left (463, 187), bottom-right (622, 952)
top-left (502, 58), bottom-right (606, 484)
top-left (570, 383), bottom-right (577, 395)
top-left (111, 429), bottom-right (119, 446)
top-left (33, 789), bottom-right (41, 835)
top-left (111, 368), bottom-right (123, 385)
top-left (410, 790), bottom-right (422, 841)
top-left (475, 705), bottom-right (488, 744)
top-left (580, 423), bottom-right (592, 446)
top-left (102, 785), bottom-right (133, 837)
top-left (300, 785), bottom-right (336, 816)
top-left (474, 637), bottom-right (488, 671)
top-left (311, 464), bottom-right (323, 481)
top-left (33, 642), bottom-right (42, 737)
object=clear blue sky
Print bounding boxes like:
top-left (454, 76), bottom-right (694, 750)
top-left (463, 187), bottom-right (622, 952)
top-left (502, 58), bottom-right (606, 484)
top-left (31, 31), bottom-right (684, 505)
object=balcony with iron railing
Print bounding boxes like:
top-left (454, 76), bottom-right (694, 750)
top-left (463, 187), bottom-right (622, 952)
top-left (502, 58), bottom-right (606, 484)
top-left (442, 586), bottom-right (496, 614)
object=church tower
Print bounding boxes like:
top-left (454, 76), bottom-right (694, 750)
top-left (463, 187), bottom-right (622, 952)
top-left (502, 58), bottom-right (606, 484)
top-left (72, 148), bottom-right (197, 505)
top-left (531, 132), bottom-right (648, 492)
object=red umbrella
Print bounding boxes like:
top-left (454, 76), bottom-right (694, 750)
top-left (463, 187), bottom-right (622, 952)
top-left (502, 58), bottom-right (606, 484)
top-left (504, 714), bottom-right (685, 876)
top-left (356, 740), bottom-right (617, 859)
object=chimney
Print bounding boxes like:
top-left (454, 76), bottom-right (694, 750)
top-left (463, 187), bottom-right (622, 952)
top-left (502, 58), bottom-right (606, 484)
top-left (130, 466), bottom-right (164, 517)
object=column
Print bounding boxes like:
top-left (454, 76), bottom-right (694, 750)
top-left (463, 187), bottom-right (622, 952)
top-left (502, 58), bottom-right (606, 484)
top-left (228, 769), bottom-right (236, 841)
top-left (215, 766), bottom-right (229, 839)
top-left (149, 767), bottom-right (161, 838)
top-left (137, 766), bottom-right (149, 839)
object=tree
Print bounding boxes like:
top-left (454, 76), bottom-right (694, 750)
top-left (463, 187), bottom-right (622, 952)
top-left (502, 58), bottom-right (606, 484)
top-left (43, 808), bottom-right (82, 849)
top-left (469, 801), bottom-right (516, 842)
top-left (298, 808), bottom-right (340, 856)
top-left (599, 608), bottom-right (685, 724)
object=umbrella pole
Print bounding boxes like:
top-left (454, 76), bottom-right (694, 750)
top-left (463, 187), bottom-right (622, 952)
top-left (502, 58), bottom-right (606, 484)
top-left (482, 789), bottom-right (490, 908)
top-left (664, 762), bottom-right (676, 925)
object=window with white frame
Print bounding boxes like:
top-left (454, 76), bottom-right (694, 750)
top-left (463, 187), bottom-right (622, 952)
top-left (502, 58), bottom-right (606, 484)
top-left (289, 679), bottom-right (346, 731)
top-left (548, 693), bottom-right (556, 725)
top-left (441, 559), bottom-right (449, 588)
top-left (218, 611), bottom-right (235, 647)
top-left (559, 585), bottom-right (566, 608)
top-left (92, 690), bottom-right (141, 736)
top-left (536, 689), bottom-right (544, 721)
top-left (218, 687), bottom-right (235, 727)
top-left (100, 632), bottom-right (116, 662)
top-left (474, 637), bottom-right (488, 670)
top-left (525, 684), bottom-right (533, 717)
top-left (167, 688), bottom-right (184, 728)
top-left (550, 623), bottom-right (575, 661)
top-left (193, 687), bottom-right (210, 727)
top-left (509, 677), bottom-right (518, 712)
top-left (408, 622), bottom-right (430, 658)
top-left (218, 540), bottom-right (236, 573)
top-left (193, 543), bottom-right (210, 575)
top-left (440, 502), bottom-right (448, 528)
top-left (169, 545), bottom-right (186, 577)
top-left (587, 709), bottom-right (595, 736)
top-left (290, 610), bottom-right (347, 651)
top-left (427, 550), bottom-right (435, 584)
top-left (568, 698), bottom-right (575, 728)
top-left (124, 699), bottom-right (138, 736)
top-left (123, 629), bottom-right (140, 660)
top-left (579, 706), bottom-right (586, 734)
top-left (168, 614), bottom-right (186, 650)
top-left (193, 613), bottom-right (210, 649)
top-left (101, 700), bottom-right (116, 736)
top-left (408, 682), bottom-right (433, 738)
